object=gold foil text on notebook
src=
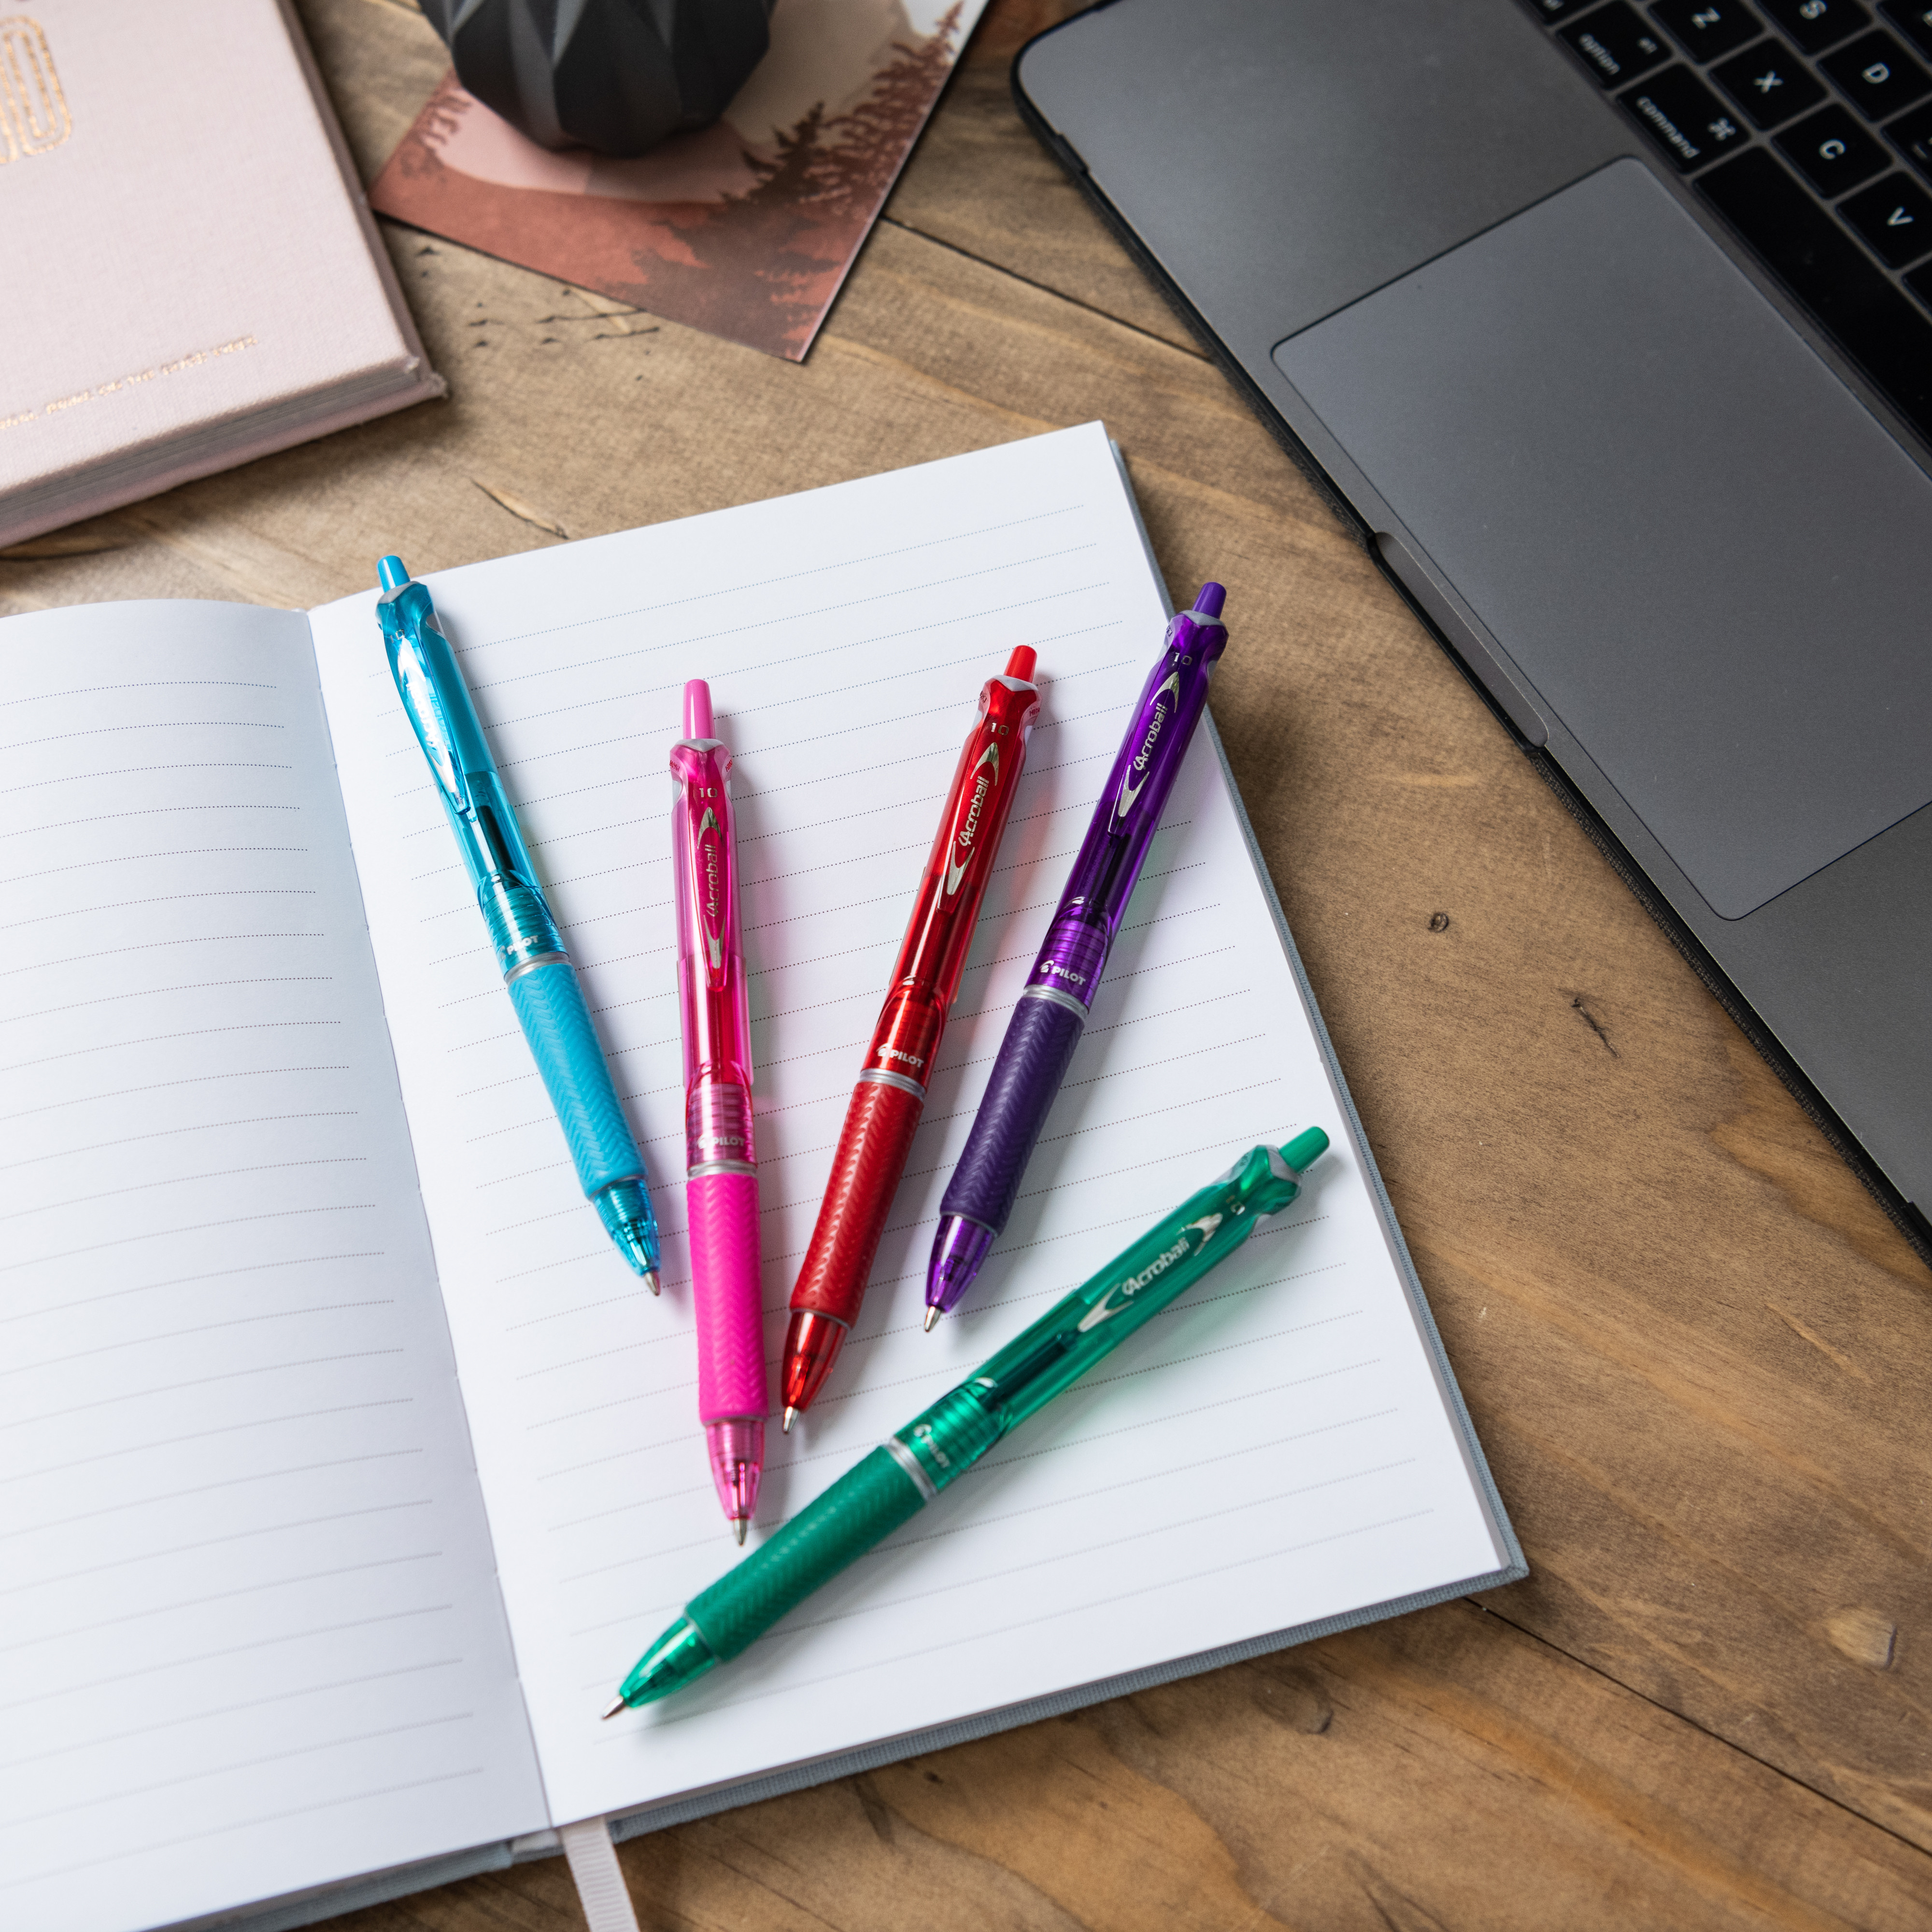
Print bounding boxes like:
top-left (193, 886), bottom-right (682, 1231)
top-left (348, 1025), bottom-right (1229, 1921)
top-left (0, 17), bottom-right (72, 162)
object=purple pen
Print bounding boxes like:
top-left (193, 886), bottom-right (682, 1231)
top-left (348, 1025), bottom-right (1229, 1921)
top-left (924, 584), bottom-right (1231, 1325)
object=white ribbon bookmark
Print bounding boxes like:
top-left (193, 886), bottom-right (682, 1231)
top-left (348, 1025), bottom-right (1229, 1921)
top-left (559, 1816), bottom-right (642, 1932)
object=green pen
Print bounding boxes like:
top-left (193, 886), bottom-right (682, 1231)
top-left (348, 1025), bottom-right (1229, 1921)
top-left (603, 1127), bottom-right (1331, 1714)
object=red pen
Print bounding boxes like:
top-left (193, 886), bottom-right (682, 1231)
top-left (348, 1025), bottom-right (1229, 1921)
top-left (781, 647), bottom-right (1042, 1424)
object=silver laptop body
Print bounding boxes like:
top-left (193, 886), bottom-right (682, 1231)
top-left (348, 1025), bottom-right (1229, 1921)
top-left (1017, 0), bottom-right (1932, 1258)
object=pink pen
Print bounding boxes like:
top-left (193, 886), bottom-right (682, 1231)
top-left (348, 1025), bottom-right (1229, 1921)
top-left (670, 681), bottom-right (767, 1542)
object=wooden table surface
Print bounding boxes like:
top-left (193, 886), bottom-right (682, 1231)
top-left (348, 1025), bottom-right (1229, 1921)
top-left (10, 2), bottom-right (1930, 1925)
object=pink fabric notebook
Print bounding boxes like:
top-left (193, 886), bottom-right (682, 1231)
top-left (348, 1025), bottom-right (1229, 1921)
top-left (0, 0), bottom-right (441, 550)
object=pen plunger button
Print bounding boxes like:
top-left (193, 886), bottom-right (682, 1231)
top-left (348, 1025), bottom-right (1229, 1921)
top-left (378, 555), bottom-right (410, 591)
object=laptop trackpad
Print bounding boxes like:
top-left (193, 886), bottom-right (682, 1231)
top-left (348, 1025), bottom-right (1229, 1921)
top-left (1273, 159), bottom-right (1932, 920)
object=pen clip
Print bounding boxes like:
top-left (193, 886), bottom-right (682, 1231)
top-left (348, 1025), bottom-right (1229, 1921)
top-left (670, 737), bottom-right (735, 995)
top-left (380, 579), bottom-right (473, 818)
top-left (692, 796), bottom-right (729, 987)
top-left (1106, 664), bottom-right (1184, 837)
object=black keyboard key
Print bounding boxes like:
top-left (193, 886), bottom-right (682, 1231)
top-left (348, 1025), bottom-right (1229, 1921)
top-left (1526, 0), bottom-right (1587, 17)
top-left (1651, 0), bottom-right (1764, 55)
top-left (1699, 146), bottom-right (1932, 438)
top-left (1890, 97), bottom-right (1932, 175)
top-left (1880, 1), bottom-right (1932, 57)
top-left (1622, 65), bottom-right (1755, 164)
top-left (1776, 99), bottom-right (1893, 185)
top-left (1907, 256), bottom-right (1932, 298)
top-left (1713, 37), bottom-right (1830, 120)
top-left (1761, 0), bottom-right (1873, 49)
top-left (1561, 3), bottom-right (1673, 83)
top-left (1712, 36), bottom-right (1833, 123)
top-left (1823, 27), bottom-right (1932, 113)
top-left (1841, 168), bottom-right (1932, 255)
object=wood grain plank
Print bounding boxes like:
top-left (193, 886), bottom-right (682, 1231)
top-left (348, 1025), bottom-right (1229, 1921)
top-left (881, 2), bottom-right (1204, 356)
top-left (335, 1604), bottom-right (1932, 1932)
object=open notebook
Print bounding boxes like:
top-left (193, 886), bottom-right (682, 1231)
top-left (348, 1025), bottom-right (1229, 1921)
top-left (0, 424), bottom-right (1522, 1932)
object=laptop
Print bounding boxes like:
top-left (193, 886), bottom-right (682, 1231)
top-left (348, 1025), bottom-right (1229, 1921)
top-left (1015, 0), bottom-right (1932, 1263)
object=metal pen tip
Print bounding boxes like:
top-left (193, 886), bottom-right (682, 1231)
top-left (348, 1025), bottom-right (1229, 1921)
top-left (781, 1406), bottom-right (796, 1434)
top-left (733, 1519), bottom-right (747, 1545)
top-left (923, 1306), bottom-right (939, 1332)
top-left (601, 1696), bottom-right (627, 1720)
top-left (642, 1270), bottom-right (661, 1298)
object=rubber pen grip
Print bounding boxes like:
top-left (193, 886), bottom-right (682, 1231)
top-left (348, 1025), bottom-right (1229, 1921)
top-left (684, 1447), bottom-right (926, 1660)
top-left (506, 961), bottom-right (645, 1197)
top-left (939, 994), bottom-right (1086, 1240)
top-left (790, 1078), bottom-right (925, 1323)
top-left (687, 1171), bottom-right (767, 1422)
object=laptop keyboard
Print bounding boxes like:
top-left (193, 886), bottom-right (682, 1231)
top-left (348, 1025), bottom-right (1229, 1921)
top-left (1521, 0), bottom-right (1932, 447)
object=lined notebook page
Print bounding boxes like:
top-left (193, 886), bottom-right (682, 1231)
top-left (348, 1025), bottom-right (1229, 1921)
top-left (0, 604), bottom-right (545, 1932)
top-left (309, 422), bottom-right (1507, 1829)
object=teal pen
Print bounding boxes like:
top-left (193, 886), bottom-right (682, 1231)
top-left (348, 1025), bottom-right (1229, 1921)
top-left (375, 556), bottom-right (662, 1286)
top-left (604, 1127), bottom-right (1329, 1712)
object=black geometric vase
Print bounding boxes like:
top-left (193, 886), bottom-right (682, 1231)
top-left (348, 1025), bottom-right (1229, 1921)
top-left (419, 0), bottom-right (778, 157)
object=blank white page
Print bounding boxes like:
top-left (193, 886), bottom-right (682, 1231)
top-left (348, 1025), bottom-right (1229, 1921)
top-left (0, 604), bottom-right (546, 1932)
top-left (308, 422), bottom-right (1508, 1829)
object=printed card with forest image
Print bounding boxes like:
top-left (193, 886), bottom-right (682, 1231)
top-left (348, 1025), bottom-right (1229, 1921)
top-left (370, 0), bottom-right (983, 360)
